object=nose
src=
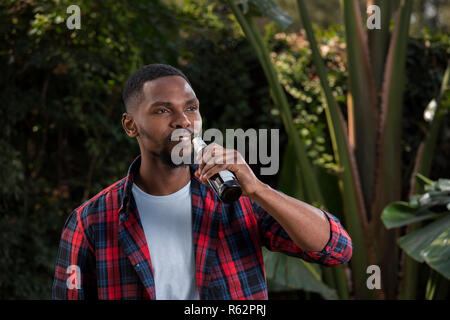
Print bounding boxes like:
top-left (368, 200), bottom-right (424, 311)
top-left (171, 110), bottom-right (191, 129)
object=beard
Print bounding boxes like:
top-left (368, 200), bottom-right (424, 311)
top-left (150, 142), bottom-right (195, 169)
top-left (137, 123), bottom-right (195, 168)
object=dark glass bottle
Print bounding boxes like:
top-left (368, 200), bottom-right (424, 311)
top-left (192, 137), bottom-right (242, 204)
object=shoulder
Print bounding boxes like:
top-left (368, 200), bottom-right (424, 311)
top-left (72, 177), bottom-right (128, 229)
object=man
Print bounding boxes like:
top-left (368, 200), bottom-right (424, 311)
top-left (52, 63), bottom-right (353, 300)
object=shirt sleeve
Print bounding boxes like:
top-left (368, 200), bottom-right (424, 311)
top-left (52, 210), bottom-right (97, 299)
top-left (251, 199), bottom-right (353, 267)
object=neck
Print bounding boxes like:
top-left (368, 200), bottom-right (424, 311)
top-left (135, 153), bottom-right (191, 196)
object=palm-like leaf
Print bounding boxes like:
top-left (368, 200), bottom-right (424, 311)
top-left (227, 0), bottom-right (446, 300)
top-left (342, 0), bottom-right (378, 213)
top-left (296, 0), bottom-right (377, 299)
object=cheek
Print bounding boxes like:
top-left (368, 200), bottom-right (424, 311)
top-left (137, 123), bottom-right (152, 140)
top-left (137, 123), bottom-right (163, 147)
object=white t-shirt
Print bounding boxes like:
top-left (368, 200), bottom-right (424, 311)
top-left (132, 180), bottom-right (199, 300)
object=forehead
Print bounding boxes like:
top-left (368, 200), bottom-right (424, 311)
top-left (142, 75), bottom-right (196, 103)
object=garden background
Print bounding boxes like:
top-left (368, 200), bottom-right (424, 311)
top-left (0, 0), bottom-right (449, 299)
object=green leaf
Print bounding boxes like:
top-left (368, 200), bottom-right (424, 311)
top-left (368, 0), bottom-right (413, 299)
top-left (372, 0), bottom-right (413, 217)
top-left (244, 0), bottom-right (293, 29)
top-left (397, 214), bottom-right (450, 263)
top-left (421, 229), bottom-right (450, 280)
top-left (342, 0), bottom-right (378, 207)
top-left (228, 0), bottom-right (325, 206)
top-left (412, 192), bottom-right (450, 208)
top-left (230, 0), bottom-right (348, 300)
top-left (415, 173), bottom-right (435, 188)
top-left (381, 202), bottom-right (441, 229)
top-left (437, 179), bottom-right (450, 192)
top-left (277, 140), bottom-right (304, 200)
top-left (297, 0), bottom-right (374, 299)
top-left (263, 248), bottom-right (338, 299)
top-left (409, 65), bottom-right (449, 196)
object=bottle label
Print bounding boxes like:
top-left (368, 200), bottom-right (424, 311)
top-left (218, 170), bottom-right (235, 182)
top-left (192, 137), bottom-right (207, 155)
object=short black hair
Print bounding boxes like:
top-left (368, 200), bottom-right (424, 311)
top-left (122, 63), bottom-right (192, 112)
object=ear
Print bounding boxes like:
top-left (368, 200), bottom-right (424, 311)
top-left (122, 113), bottom-right (138, 138)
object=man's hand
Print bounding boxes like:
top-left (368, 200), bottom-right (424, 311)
top-left (194, 143), bottom-right (335, 253)
top-left (194, 143), bottom-right (264, 197)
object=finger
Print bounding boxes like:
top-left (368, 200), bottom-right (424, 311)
top-left (196, 144), bottom-right (213, 168)
top-left (199, 153), bottom-right (226, 178)
top-left (195, 145), bottom-right (214, 176)
top-left (201, 163), bottom-right (226, 183)
top-left (233, 151), bottom-right (246, 165)
top-left (195, 144), bottom-right (210, 164)
top-left (199, 148), bottom-right (238, 177)
top-left (201, 153), bottom-right (237, 180)
top-left (199, 144), bottom-right (222, 171)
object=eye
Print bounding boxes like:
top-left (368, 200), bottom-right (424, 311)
top-left (155, 108), bottom-right (169, 114)
top-left (187, 105), bottom-right (198, 111)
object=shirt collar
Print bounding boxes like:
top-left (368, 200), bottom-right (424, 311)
top-left (119, 154), bottom-right (200, 219)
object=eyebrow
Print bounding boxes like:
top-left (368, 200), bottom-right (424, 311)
top-left (150, 98), bottom-right (199, 108)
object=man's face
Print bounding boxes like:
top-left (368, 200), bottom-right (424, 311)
top-left (124, 75), bottom-right (202, 168)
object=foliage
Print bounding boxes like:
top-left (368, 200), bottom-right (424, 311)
top-left (0, 0), bottom-right (182, 299)
top-left (227, 0), bottom-right (449, 300)
top-left (0, 0), bottom-right (281, 299)
top-left (268, 24), bottom-right (450, 204)
top-left (382, 175), bottom-right (450, 280)
top-left (0, 0), bottom-right (449, 299)
top-left (177, 1), bottom-right (279, 132)
top-left (268, 26), bottom-right (347, 173)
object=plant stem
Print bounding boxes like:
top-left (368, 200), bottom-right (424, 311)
top-left (425, 268), bottom-right (438, 300)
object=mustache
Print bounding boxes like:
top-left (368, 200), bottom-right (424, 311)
top-left (167, 129), bottom-right (194, 142)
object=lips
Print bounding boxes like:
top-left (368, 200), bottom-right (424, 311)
top-left (168, 130), bottom-right (193, 142)
top-left (171, 135), bottom-right (192, 143)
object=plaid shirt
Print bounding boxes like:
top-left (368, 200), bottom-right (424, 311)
top-left (52, 155), bottom-right (353, 300)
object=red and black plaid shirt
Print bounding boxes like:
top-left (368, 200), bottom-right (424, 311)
top-left (52, 155), bottom-right (353, 299)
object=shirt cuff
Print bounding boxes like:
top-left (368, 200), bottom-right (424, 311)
top-left (302, 209), bottom-right (353, 265)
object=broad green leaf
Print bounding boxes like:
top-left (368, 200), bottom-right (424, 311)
top-left (438, 179), bottom-right (450, 192)
top-left (263, 248), bottom-right (338, 299)
top-left (421, 229), bottom-right (450, 280)
top-left (409, 192), bottom-right (450, 211)
top-left (424, 196), bottom-right (450, 209)
top-left (381, 202), bottom-right (440, 229)
top-left (397, 214), bottom-right (450, 263)
top-left (424, 184), bottom-right (437, 192)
